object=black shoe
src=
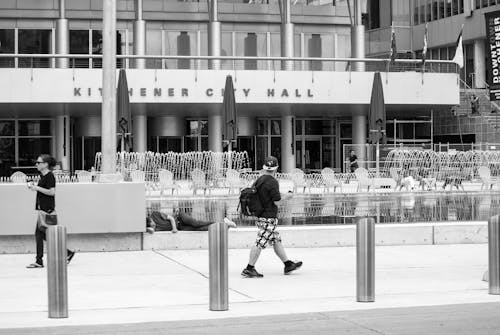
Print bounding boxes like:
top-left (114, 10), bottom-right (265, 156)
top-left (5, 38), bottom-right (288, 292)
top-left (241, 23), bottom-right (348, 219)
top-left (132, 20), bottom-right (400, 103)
top-left (241, 268), bottom-right (263, 278)
top-left (67, 250), bottom-right (76, 264)
top-left (284, 261), bottom-right (303, 275)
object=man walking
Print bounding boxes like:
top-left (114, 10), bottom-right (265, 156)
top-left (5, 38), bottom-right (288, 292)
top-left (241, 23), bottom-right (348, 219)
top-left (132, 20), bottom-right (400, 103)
top-left (242, 156), bottom-right (302, 278)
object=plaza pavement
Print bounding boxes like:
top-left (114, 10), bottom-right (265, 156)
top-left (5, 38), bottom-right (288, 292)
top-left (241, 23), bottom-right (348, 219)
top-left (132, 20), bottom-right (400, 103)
top-left (1, 243), bottom-right (500, 330)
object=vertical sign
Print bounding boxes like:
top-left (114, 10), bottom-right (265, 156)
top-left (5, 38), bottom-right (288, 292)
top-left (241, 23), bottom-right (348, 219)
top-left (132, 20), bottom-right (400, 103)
top-left (485, 10), bottom-right (500, 101)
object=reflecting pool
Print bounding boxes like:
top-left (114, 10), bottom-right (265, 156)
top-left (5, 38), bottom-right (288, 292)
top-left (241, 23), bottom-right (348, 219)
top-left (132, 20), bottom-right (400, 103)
top-left (146, 192), bottom-right (500, 226)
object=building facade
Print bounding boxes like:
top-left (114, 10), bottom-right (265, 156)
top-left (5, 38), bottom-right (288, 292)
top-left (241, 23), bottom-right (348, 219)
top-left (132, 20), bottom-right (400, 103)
top-left (367, 0), bottom-right (500, 146)
top-left (0, 0), bottom-right (457, 176)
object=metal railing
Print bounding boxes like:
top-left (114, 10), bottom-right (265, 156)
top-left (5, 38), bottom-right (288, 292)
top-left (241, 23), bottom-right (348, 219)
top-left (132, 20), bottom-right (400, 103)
top-left (0, 54), bottom-right (459, 73)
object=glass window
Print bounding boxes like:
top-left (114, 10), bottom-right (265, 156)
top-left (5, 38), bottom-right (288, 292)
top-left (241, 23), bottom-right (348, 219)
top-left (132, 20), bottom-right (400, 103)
top-left (177, 31), bottom-right (192, 69)
top-left (295, 119), bottom-right (303, 135)
top-left (271, 120), bottom-right (281, 135)
top-left (19, 120), bottom-right (51, 136)
top-left (446, 0), bottom-right (452, 16)
top-left (0, 121), bottom-right (15, 136)
top-left (243, 33), bottom-right (257, 70)
top-left (438, 0), bottom-right (445, 19)
top-left (185, 137), bottom-right (198, 152)
top-left (270, 137), bottom-right (281, 168)
top-left (70, 30), bottom-right (90, 68)
top-left (307, 34), bottom-right (322, 71)
top-left (426, 1), bottom-right (432, 21)
top-left (340, 124), bottom-right (352, 138)
top-left (322, 137), bottom-right (335, 169)
top-left (200, 120), bottom-right (208, 135)
top-left (256, 137), bottom-right (268, 168)
top-left (415, 123), bottom-right (431, 139)
top-left (18, 138), bottom-right (52, 166)
top-left (305, 120), bottom-right (334, 135)
top-left (257, 120), bottom-right (268, 135)
top-left (432, 0), bottom-right (438, 20)
top-left (158, 137), bottom-right (182, 153)
top-left (18, 29), bottom-right (52, 68)
top-left (0, 29), bottom-right (15, 67)
top-left (414, 0), bottom-right (420, 24)
top-left (146, 30), bottom-right (162, 69)
top-left (91, 30), bottom-right (123, 68)
top-left (188, 120), bottom-right (200, 135)
top-left (235, 32), bottom-right (266, 70)
top-left (221, 31), bottom-right (233, 70)
top-left (0, 138), bottom-right (15, 176)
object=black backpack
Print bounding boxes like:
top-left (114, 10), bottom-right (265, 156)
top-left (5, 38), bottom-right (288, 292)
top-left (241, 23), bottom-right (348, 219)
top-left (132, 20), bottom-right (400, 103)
top-left (239, 177), bottom-right (264, 217)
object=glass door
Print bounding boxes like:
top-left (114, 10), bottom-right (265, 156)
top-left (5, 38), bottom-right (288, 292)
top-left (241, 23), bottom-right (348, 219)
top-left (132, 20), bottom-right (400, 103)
top-left (304, 138), bottom-right (322, 171)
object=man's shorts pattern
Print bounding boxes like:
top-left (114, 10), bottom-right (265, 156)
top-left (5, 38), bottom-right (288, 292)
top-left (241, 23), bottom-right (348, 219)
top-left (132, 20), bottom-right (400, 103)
top-left (255, 217), bottom-right (281, 249)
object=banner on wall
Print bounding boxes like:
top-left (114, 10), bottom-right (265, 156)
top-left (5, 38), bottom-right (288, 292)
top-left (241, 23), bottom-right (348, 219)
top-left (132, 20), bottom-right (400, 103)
top-left (485, 10), bottom-right (500, 101)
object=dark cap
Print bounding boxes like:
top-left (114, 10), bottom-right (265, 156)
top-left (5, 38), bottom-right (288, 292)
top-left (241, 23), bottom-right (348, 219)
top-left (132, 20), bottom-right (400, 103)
top-left (263, 156), bottom-right (279, 171)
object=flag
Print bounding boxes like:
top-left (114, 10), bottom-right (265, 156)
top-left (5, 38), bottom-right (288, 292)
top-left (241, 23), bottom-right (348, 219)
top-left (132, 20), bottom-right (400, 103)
top-left (452, 26), bottom-right (464, 69)
top-left (389, 26), bottom-right (397, 63)
top-left (422, 23), bottom-right (428, 65)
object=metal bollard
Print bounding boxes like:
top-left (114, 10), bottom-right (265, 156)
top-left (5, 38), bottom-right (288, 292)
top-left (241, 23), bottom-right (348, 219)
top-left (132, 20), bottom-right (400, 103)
top-left (47, 225), bottom-right (68, 318)
top-left (489, 215), bottom-right (500, 294)
top-left (208, 221), bottom-right (229, 311)
top-left (356, 217), bottom-right (375, 302)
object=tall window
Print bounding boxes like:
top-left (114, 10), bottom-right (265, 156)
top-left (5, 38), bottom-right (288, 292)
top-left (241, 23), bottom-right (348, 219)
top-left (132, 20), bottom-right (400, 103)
top-left (70, 30), bottom-right (90, 68)
top-left (244, 33), bottom-right (257, 70)
top-left (185, 120), bottom-right (208, 152)
top-left (256, 119), bottom-right (282, 170)
top-left (0, 119), bottom-right (53, 176)
top-left (0, 29), bottom-right (14, 67)
top-left (18, 29), bottom-right (52, 68)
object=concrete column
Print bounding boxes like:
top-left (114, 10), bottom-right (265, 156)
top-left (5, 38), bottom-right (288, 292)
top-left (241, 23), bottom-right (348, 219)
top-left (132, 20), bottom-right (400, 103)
top-left (133, 106), bottom-right (147, 153)
top-left (209, 113), bottom-right (223, 152)
top-left (134, 0), bottom-right (146, 69)
top-left (350, 0), bottom-right (365, 71)
top-left (281, 113), bottom-right (295, 173)
top-left (56, 0), bottom-right (69, 68)
top-left (279, 0), bottom-right (294, 70)
top-left (55, 114), bottom-right (70, 171)
top-left (352, 110), bottom-right (367, 168)
top-left (208, 0), bottom-right (221, 70)
top-left (474, 39), bottom-right (486, 89)
top-left (101, 0), bottom-right (117, 174)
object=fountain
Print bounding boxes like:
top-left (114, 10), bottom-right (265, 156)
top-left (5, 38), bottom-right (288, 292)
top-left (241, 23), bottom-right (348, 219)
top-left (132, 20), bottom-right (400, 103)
top-left (94, 151), bottom-right (250, 182)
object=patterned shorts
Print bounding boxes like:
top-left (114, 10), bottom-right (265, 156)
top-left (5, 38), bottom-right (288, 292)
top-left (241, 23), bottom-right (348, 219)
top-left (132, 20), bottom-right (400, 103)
top-left (255, 217), bottom-right (281, 249)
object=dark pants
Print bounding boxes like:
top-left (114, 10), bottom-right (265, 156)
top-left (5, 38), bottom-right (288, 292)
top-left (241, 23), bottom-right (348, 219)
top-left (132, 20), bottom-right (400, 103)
top-left (177, 212), bottom-right (214, 231)
top-left (35, 225), bottom-right (71, 265)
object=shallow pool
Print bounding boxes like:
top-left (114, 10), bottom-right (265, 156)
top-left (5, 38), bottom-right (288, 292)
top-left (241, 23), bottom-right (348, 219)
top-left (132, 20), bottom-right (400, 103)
top-left (146, 192), bottom-right (500, 226)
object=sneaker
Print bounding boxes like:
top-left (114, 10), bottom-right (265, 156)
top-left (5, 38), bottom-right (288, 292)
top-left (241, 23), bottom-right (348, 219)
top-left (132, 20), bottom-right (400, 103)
top-left (67, 250), bottom-right (76, 264)
top-left (26, 262), bottom-right (43, 268)
top-left (224, 217), bottom-right (237, 228)
top-left (284, 261), bottom-right (303, 275)
top-left (241, 268), bottom-right (264, 278)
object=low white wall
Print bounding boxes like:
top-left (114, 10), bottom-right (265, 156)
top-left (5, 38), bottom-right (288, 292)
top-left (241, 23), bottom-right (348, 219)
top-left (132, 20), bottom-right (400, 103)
top-left (0, 183), bottom-right (145, 235)
top-left (142, 222), bottom-right (488, 250)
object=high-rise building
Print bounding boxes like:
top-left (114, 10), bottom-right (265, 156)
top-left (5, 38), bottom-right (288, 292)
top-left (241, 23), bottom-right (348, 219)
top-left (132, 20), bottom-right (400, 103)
top-left (367, 0), bottom-right (500, 147)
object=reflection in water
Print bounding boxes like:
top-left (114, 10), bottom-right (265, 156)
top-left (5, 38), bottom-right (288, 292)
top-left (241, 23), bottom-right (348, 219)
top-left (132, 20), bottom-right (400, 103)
top-left (146, 193), bottom-right (500, 226)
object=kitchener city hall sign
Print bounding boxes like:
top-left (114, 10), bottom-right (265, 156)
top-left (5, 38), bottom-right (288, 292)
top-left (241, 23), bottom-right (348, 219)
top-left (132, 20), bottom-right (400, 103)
top-left (72, 86), bottom-right (315, 99)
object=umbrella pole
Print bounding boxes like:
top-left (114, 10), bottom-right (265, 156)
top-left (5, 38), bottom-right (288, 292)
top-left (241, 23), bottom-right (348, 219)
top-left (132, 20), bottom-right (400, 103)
top-left (376, 141), bottom-right (380, 177)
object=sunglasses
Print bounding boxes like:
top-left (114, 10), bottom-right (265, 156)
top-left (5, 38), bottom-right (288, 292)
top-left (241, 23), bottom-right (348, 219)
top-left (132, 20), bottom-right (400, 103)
top-left (35, 161), bottom-right (45, 165)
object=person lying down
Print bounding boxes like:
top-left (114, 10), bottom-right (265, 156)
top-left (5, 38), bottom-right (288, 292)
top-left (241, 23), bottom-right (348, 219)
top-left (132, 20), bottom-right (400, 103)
top-left (146, 209), bottom-right (237, 233)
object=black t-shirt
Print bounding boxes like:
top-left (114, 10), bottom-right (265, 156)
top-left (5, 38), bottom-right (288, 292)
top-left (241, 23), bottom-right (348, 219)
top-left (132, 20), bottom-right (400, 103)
top-left (255, 174), bottom-right (281, 219)
top-left (349, 155), bottom-right (358, 169)
top-left (36, 172), bottom-right (56, 212)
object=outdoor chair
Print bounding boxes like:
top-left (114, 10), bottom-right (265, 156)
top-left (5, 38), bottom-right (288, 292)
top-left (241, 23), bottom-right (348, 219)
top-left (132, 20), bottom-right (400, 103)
top-left (291, 168), bottom-right (308, 193)
top-left (75, 170), bottom-right (92, 183)
top-left (225, 169), bottom-right (244, 194)
top-left (130, 170), bottom-right (145, 182)
top-left (478, 166), bottom-right (499, 190)
top-left (321, 168), bottom-right (342, 193)
top-left (158, 169), bottom-right (179, 196)
top-left (191, 168), bottom-right (209, 195)
top-left (354, 167), bottom-right (374, 192)
top-left (10, 171), bottom-right (27, 184)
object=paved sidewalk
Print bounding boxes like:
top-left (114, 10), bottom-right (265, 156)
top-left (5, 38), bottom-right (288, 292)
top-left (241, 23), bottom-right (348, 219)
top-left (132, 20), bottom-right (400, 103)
top-left (1, 244), bottom-right (499, 329)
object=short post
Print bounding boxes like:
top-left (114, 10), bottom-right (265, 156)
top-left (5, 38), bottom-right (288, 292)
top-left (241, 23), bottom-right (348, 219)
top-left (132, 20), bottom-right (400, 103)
top-left (208, 221), bottom-right (229, 311)
top-left (47, 225), bottom-right (68, 318)
top-left (489, 215), bottom-right (500, 294)
top-left (356, 217), bottom-right (375, 302)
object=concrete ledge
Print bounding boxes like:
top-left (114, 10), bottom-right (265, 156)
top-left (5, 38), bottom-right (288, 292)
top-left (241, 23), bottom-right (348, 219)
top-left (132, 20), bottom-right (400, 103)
top-left (1, 222), bottom-right (488, 254)
top-left (142, 222), bottom-right (488, 250)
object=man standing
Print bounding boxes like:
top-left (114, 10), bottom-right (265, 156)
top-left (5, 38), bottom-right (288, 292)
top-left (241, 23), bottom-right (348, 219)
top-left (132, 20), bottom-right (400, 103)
top-left (242, 156), bottom-right (302, 278)
top-left (349, 150), bottom-right (359, 173)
